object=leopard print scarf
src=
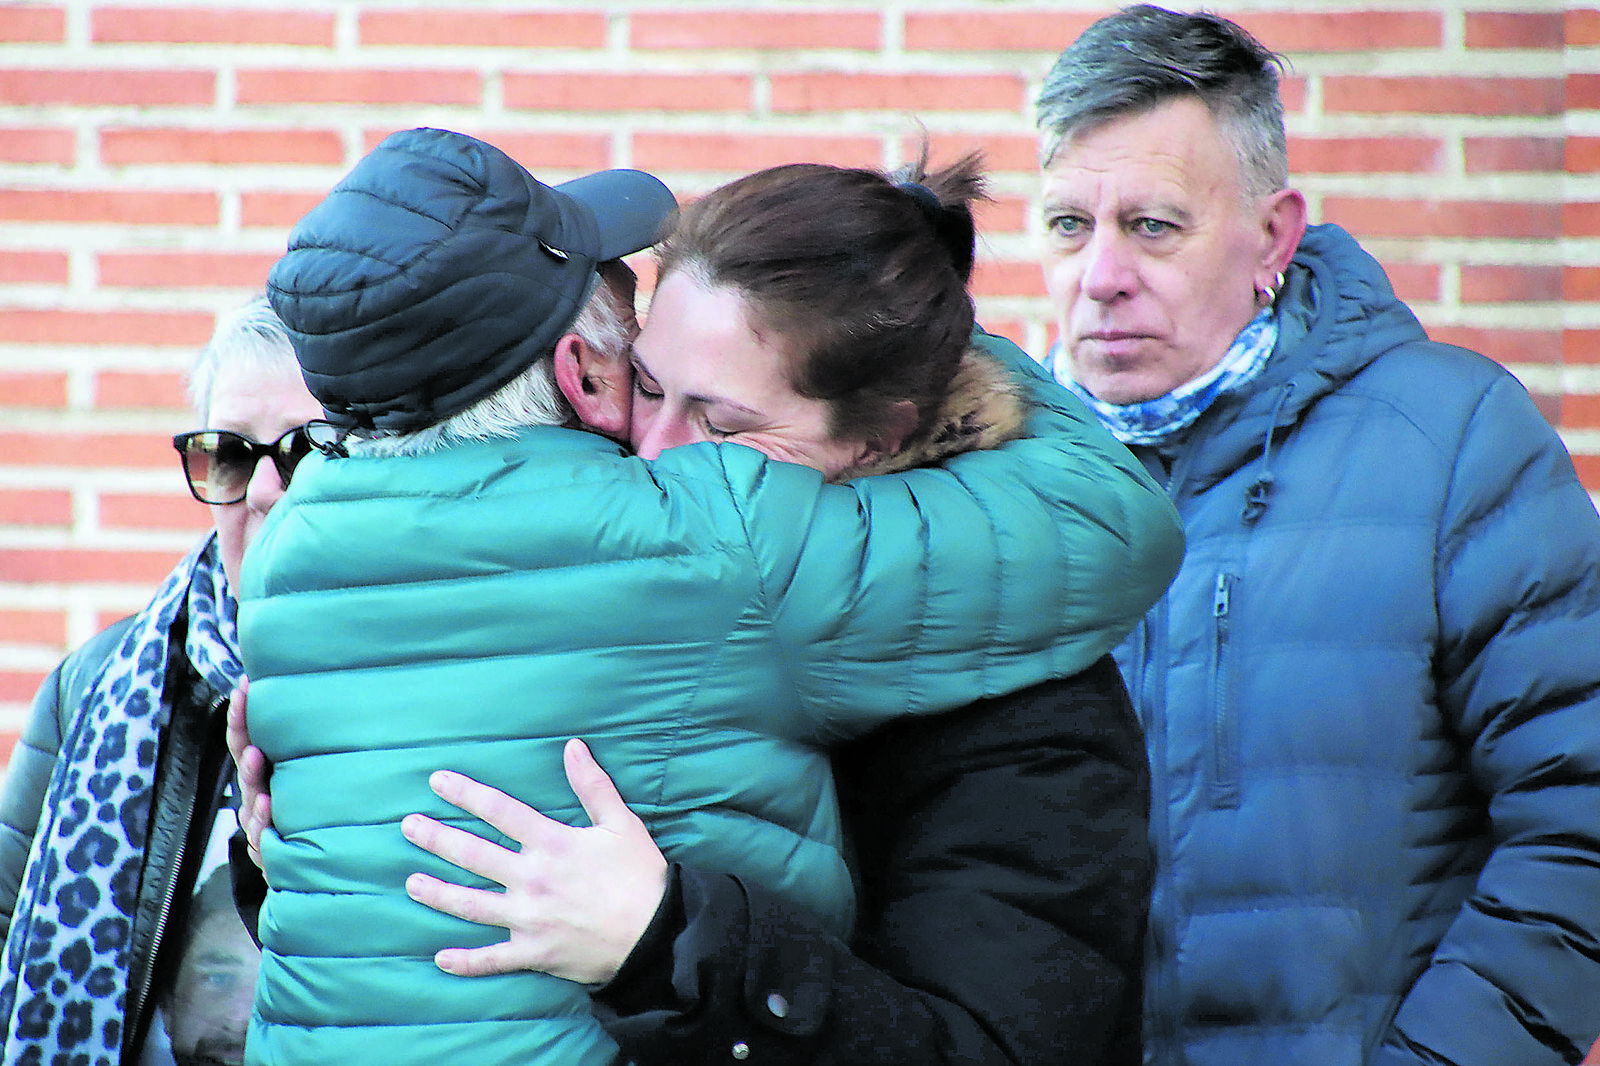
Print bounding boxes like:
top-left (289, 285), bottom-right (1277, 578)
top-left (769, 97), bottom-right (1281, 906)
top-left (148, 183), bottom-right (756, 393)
top-left (0, 534), bottom-right (241, 1066)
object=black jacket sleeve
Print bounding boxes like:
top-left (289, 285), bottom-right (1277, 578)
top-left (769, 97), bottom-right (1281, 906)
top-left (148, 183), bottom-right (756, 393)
top-left (591, 656), bottom-right (1151, 1065)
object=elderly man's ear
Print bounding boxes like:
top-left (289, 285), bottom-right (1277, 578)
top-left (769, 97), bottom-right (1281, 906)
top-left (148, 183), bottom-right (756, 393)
top-left (1259, 187), bottom-right (1308, 280)
top-left (554, 333), bottom-right (632, 441)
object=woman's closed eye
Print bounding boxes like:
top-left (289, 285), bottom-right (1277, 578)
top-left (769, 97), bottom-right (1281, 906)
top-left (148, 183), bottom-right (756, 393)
top-left (632, 375), bottom-right (663, 401)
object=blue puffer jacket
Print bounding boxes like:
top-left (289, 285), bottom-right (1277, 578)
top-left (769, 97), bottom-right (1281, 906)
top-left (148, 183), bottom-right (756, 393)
top-left (1124, 224), bottom-right (1600, 1066)
top-left (237, 331), bottom-right (1184, 1066)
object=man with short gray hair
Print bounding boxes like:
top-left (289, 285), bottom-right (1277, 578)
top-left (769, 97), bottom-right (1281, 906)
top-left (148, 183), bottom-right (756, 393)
top-left (1036, 6), bottom-right (1600, 1065)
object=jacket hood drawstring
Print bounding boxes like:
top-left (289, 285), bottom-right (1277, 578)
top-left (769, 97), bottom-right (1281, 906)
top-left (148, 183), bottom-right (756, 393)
top-left (1242, 382), bottom-right (1295, 525)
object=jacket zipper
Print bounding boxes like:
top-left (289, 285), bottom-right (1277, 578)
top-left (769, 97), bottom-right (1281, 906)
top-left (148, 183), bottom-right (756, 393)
top-left (1210, 571), bottom-right (1240, 808)
top-left (125, 690), bottom-right (219, 1052)
top-left (127, 804), bottom-right (191, 1048)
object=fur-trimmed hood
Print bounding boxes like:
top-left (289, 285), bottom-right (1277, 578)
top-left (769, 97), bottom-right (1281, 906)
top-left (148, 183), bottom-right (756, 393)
top-left (852, 342), bottom-right (1027, 478)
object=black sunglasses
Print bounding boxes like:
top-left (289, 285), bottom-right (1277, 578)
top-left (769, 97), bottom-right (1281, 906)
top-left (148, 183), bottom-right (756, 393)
top-left (172, 421), bottom-right (343, 505)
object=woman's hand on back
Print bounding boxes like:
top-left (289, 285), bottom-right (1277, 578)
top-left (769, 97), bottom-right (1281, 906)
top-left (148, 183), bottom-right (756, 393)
top-left (402, 738), bottom-right (669, 986)
top-left (225, 677), bottom-right (274, 874)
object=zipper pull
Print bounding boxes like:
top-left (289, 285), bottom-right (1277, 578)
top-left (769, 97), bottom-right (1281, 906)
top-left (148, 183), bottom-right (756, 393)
top-left (1213, 573), bottom-right (1231, 617)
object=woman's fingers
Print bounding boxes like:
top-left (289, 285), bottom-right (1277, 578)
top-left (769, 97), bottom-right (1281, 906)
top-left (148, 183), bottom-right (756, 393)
top-left (224, 679), bottom-right (251, 765)
top-left (402, 812), bottom-right (523, 887)
top-left (433, 941), bottom-right (536, 979)
top-left (402, 743), bottom-right (668, 984)
top-left (227, 683), bottom-right (270, 819)
top-left (246, 791), bottom-right (270, 850)
top-left (428, 770), bottom-right (557, 844)
top-left (563, 738), bottom-right (637, 832)
top-left (405, 871), bottom-right (512, 929)
top-left (226, 679), bottom-right (277, 872)
top-left (406, 875), bottom-right (543, 978)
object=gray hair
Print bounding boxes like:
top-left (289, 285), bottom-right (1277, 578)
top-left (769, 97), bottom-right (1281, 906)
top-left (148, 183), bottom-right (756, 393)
top-left (186, 294), bottom-right (301, 423)
top-left (352, 273), bottom-right (634, 457)
top-left (1036, 4), bottom-right (1289, 201)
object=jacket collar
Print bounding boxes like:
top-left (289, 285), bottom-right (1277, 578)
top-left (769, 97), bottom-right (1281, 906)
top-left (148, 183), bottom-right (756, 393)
top-left (1145, 224), bottom-right (1431, 499)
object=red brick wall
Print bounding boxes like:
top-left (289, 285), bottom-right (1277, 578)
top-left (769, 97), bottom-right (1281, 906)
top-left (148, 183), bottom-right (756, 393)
top-left (0, 2), bottom-right (1592, 772)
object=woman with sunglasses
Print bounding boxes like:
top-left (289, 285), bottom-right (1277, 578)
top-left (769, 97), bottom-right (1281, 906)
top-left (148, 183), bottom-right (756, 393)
top-left (0, 295), bottom-right (323, 1066)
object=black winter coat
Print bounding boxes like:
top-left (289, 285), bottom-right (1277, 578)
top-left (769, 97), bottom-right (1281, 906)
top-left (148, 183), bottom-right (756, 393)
top-left (592, 655), bottom-right (1150, 1064)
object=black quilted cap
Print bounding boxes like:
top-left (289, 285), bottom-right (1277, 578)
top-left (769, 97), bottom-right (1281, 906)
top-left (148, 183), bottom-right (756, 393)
top-left (267, 127), bottom-right (678, 433)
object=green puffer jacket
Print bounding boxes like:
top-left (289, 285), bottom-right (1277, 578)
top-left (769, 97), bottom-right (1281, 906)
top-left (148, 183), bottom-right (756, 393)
top-left (236, 330), bottom-right (1184, 1065)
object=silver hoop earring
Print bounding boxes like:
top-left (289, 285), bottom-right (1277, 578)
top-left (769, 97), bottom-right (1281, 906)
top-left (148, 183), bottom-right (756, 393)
top-left (1256, 271), bottom-right (1285, 308)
